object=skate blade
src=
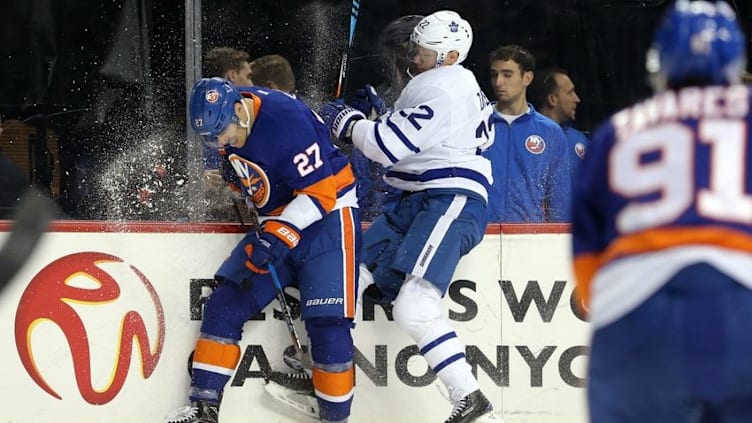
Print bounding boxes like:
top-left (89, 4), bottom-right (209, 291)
top-left (264, 380), bottom-right (319, 419)
top-left (477, 409), bottom-right (503, 422)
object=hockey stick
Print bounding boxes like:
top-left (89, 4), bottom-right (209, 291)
top-left (244, 201), bottom-right (312, 370)
top-left (0, 190), bottom-right (53, 290)
top-left (334, 0), bottom-right (360, 100)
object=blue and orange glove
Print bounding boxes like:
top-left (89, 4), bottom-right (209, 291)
top-left (244, 220), bottom-right (301, 274)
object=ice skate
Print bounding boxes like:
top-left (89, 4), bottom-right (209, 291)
top-left (163, 400), bottom-right (218, 423)
top-left (444, 389), bottom-right (499, 423)
top-left (264, 370), bottom-right (319, 419)
top-left (266, 369), bottom-right (314, 395)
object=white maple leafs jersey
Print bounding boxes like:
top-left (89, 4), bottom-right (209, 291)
top-left (350, 65), bottom-right (495, 202)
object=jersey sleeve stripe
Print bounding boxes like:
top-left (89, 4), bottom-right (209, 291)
top-left (572, 253), bottom-right (599, 310)
top-left (333, 163), bottom-right (357, 196)
top-left (374, 123), bottom-right (400, 164)
top-left (295, 175), bottom-right (338, 213)
top-left (385, 116), bottom-right (421, 153)
top-left (574, 225), bottom-right (752, 308)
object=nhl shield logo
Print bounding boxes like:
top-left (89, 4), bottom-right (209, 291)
top-left (449, 21), bottom-right (459, 32)
top-left (205, 89), bottom-right (220, 104)
top-left (525, 135), bottom-right (546, 154)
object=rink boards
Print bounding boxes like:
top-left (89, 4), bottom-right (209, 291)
top-left (0, 221), bottom-right (588, 423)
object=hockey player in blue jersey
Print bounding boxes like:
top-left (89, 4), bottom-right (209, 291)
top-left (572, 1), bottom-right (752, 422)
top-left (320, 10), bottom-right (498, 423)
top-left (531, 68), bottom-right (590, 184)
top-left (164, 77), bottom-right (361, 423)
top-left (484, 45), bottom-right (572, 223)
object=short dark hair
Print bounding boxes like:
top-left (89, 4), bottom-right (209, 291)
top-left (488, 44), bottom-right (536, 74)
top-left (250, 54), bottom-right (296, 93)
top-left (529, 67), bottom-right (569, 110)
top-left (204, 47), bottom-right (250, 78)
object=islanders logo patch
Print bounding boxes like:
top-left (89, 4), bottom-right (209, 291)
top-left (525, 135), bottom-right (546, 154)
top-left (205, 89), bottom-right (220, 104)
top-left (228, 153), bottom-right (272, 208)
top-left (575, 142), bottom-right (586, 159)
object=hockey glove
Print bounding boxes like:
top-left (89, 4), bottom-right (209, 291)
top-left (319, 101), bottom-right (365, 143)
top-left (245, 220), bottom-right (301, 275)
top-left (351, 85), bottom-right (388, 118)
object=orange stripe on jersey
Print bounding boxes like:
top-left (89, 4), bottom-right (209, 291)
top-left (574, 225), bottom-right (752, 308)
top-left (333, 164), bottom-right (356, 193)
top-left (572, 253), bottom-right (600, 310)
top-left (240, 91), bottom-right (263, 120)
top-left (193, 338), bottom-right (241, 370)
top-left (313, 367), bottom-right (354, 398)
top-left (295, 175), bottom-right (338, 213)
top-left (341, 208), bottom-right (357, 318)
top-left (602, 226), bottom-right (752, 264)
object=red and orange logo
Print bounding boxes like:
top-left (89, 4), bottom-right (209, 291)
top-left (205, 89), bottom-right (220, 104)
top-left (525, 135), bottom-right (546, 154)
top-left (14, 252), bottom-right (165, 404)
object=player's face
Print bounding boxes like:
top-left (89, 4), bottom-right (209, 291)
top-left (489, 60), bottom-right (530, 105)
top-left (553, 73), bottom-right (580, 122)
top-left (409, 45), bottom-right (438, 74)
top-left (228, 61), bottom-right (253, 87)
top-left (215, 110), bottom-right (248, 148)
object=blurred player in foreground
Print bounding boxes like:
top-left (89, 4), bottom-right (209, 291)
top-left (320, 10), bottom-right (498, 423)
top-left (572, 1), bottom-right (752, 422)
top-left (164, 77), bottom-right (361, 423)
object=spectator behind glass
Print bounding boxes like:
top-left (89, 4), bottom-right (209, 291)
top-left (204, 47), bottom-right (253, 87)
top-left (249, 54), bottom-right (296, 93)
top-left (483, 44), bottom-right (572, 223)
top-left (530, 68), bottom-right (590, 183)
top-left (0, 117), bottom-right (31, 218)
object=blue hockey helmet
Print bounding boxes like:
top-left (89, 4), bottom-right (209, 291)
top-left (189, 77), bottom-right (243, 145)
top-left (646, 0), bottom-right (746, 90)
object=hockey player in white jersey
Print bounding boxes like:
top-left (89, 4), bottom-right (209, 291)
top-left (320, 10), bottom-right (498, 423)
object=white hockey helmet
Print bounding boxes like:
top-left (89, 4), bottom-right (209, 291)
top-left (408, 10), bottom-right (473, 66)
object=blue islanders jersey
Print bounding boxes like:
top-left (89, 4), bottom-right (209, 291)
top-left (483, 105), bottom-right (572, 222)
top-left (562, 124), bottom-right (589, 183)
top-left (572, 84), bottom-right (752, 327)
top-left (219, 87), bottom-right (357, 230)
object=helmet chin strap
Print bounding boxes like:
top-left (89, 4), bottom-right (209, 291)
top-left (435, 51), bottom-right (445, 67)
top-left (239, 99), bottom-right (252, 136)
